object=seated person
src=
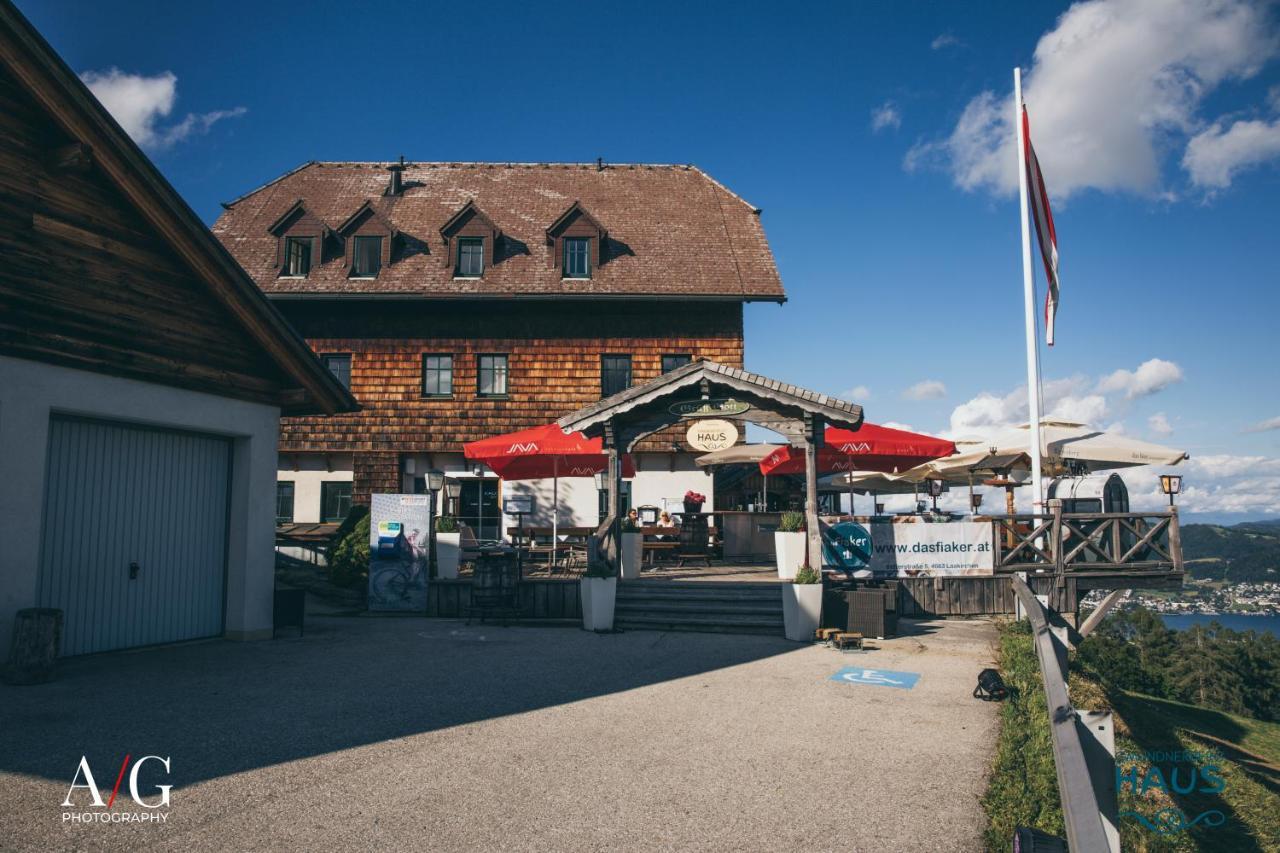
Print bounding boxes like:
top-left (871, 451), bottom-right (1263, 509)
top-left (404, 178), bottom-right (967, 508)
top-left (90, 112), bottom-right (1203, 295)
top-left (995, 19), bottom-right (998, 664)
top-left (655, 511), bottom-right (678, 540)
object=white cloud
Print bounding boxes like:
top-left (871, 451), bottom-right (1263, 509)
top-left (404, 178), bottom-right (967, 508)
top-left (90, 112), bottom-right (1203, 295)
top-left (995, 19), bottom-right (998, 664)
top-left (80, 68), bottom-right (246, 149)
top-left (840, 385), bottom-right (871, 401)
top-left (907, 0), bottom-right (1280, 199)
top-left (1148, 412), bottom-right (1173, 435)
top-left (931, 33), bottom-right (962, 50)
top-left (1182, 118), bottom-right (1280, 189)
top-left (903, 379), bottom-right (947, 400)
top-left (1244, 416), bottom-right (1280, 433)
top-left (871, 101), bottom-right (902, 133)
top-left (1097, 358), bottom-right (1183, 399)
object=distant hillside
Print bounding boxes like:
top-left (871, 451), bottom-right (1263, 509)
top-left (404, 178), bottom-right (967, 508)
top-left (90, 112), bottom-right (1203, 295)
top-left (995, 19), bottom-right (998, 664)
top-left (1181, 519), bottom-right (1280, 582)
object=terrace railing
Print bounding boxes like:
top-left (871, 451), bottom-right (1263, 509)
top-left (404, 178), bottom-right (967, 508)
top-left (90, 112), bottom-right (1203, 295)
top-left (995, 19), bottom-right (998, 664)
top-left (990, 500), bottom-right (1183, 575)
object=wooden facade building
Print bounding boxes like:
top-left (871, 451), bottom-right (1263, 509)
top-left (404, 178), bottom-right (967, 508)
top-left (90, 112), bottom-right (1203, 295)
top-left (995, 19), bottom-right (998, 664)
top-left (214, 160), bottom-right (785, 531)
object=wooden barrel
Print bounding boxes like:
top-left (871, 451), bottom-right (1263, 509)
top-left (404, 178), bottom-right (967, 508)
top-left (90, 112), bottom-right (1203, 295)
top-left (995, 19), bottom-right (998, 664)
top-left (3, 608), bottom-right (63, 685)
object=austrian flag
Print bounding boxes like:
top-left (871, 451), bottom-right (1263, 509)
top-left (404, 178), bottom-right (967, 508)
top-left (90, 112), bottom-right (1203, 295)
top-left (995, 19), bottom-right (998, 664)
top-left (1021, 107), bottom-right (1060, 346)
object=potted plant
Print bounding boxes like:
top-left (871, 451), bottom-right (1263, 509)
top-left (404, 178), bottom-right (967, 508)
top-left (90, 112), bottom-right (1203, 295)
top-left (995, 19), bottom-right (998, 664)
top-left (682, 489), bottom-right (706, 514)
top-left (781, 564), bottom-right (823, 642)
top-left (435, 515), bottom-right (461, 579)
top-left (619, 516), bottom-right (643, 580)
top-left (579, 558), bottom-right (617, 632)
top-left (774, 510), bottom-right (807, 580)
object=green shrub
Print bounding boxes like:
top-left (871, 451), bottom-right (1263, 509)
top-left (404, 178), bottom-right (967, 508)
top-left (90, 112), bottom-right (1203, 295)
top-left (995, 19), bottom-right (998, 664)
top-left (793, 565), bottom-right (821, 584)
top-left (435, 515), bottom-right (459, 533)
top-left (778, 511), bottom-right (806, 532)
top-left (331, 504), bottom-right (369, 543)
top-left (327, 512), bottom-right (370, 589)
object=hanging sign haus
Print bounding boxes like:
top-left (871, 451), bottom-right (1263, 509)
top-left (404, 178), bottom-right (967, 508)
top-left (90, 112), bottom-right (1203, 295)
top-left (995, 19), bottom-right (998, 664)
top-left (669, 398), bottom-right (751, 418)
top-left (686, 419), bottom-right (740, 452)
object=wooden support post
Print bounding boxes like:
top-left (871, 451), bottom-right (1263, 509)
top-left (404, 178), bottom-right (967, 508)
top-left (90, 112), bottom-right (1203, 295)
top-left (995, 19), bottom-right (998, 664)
top-left (1050, 498), bottom-right (1064, 574)
top-left (604, 422), bottom-right (621, 571)
top-left (802, 414), bottom-right (824, 570)
top-left (1168, 506), bottom-right (1183, 574)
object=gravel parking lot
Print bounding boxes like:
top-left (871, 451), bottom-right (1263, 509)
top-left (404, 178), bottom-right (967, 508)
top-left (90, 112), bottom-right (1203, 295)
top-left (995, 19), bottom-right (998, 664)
top-left (1, 614), bottom-right (999, 851)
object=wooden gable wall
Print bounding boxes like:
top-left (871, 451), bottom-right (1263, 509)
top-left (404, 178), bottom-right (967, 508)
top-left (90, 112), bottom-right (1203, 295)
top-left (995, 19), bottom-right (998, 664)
top-left (0, 62), bottom-right (297, 406)
top-left (274, 299), bottom-right (746, 455)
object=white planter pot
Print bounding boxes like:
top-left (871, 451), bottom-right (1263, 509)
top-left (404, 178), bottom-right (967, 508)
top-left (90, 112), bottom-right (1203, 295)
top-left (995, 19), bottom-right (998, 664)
top-left (775, 531), bottom-right (807, 580)
top-left (781, 583), bottom-right (823, 642)
top-left (619, 533), bottom-right (643, 580)
top-left (580, 577), bottom-right (617, 632)
top-left (436, 532), bottom-right (461, 579)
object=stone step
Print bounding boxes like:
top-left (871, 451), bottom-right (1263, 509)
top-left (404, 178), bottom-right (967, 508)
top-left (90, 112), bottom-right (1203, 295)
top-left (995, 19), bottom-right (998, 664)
top-left (615, 612), bottom-right (784, 635)
top-left (615, 599), bottom-right (782, 616)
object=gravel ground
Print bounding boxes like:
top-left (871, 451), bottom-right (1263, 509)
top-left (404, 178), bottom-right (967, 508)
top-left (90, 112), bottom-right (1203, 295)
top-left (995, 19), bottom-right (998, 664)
top-left (1, 615), bottom-right (999, 852)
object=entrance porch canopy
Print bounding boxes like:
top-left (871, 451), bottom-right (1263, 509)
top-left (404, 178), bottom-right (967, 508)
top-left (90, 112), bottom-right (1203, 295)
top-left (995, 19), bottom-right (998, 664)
top-left (556, 360), bottom-right (865, 569)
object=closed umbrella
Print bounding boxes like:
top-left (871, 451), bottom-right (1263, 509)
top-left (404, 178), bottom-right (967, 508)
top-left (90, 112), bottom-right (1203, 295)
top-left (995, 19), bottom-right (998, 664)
top-left (464, 423), bottom-right (636, 568)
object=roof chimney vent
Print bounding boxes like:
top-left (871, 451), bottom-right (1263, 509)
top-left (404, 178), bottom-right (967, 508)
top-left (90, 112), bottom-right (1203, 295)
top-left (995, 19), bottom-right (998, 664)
top-left (386, 155), bottom-right (406, 196)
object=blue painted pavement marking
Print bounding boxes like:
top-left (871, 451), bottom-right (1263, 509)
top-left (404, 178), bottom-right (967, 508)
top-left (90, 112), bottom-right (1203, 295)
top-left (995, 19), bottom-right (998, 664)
top-left (830, 667), bottom-right (921, 689)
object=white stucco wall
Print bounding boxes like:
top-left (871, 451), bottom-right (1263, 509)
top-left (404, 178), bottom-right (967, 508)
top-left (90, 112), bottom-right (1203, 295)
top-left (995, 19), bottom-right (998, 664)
top-left (276, 454), bottom-right (354, 523)
top-left (0, 355), bottom-right (281, 660)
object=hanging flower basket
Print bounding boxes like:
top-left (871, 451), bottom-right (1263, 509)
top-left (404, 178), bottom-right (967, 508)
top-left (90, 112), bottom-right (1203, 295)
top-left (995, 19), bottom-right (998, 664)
top-left (683, 489), bottom-right (706, 514)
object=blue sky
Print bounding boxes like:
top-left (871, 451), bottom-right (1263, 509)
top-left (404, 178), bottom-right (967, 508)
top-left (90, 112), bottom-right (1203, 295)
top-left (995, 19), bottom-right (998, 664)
top-left (20, 0), bottom-right (1280, 519)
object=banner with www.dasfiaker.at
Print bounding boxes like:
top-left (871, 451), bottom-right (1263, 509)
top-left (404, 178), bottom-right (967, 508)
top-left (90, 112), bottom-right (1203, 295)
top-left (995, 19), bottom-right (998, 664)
top-left (823, 521), bottom-right (994, 577)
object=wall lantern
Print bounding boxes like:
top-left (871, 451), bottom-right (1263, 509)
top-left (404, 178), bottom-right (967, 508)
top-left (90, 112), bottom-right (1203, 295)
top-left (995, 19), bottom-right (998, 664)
top-left (970, 493), bottom-right (984, 514)
top-left (426, 469), bottom-right (446, 494)
top-left (594, 470), bottom-right (607, 491)
top-left (1159, 474), bottom-right (1183, 507)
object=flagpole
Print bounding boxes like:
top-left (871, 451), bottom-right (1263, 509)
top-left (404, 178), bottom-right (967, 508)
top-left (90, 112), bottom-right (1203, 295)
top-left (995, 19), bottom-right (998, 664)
top-left (1014, 67), bottom-right (1046, 517)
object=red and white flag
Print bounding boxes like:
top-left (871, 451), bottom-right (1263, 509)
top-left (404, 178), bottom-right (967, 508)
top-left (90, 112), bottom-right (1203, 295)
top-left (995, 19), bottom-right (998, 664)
top-left (1021, 106), bottom-right (1060, 346)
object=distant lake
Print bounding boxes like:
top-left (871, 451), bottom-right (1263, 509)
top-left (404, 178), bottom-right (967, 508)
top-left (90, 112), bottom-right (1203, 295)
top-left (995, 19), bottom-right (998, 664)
top-left (1161, 613), bottom-right (1280, 637)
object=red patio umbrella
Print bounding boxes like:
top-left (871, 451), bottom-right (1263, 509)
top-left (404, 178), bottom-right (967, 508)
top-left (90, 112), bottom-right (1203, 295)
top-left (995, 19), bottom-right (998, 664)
top-left (463, 423), bottom-right (635, 564)
top-left (758, 423), bottom-right (957, 477)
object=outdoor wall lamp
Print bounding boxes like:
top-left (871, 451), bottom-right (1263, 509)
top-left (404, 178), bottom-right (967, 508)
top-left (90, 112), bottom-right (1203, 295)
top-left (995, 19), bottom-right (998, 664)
top-left (1159, 474), bottom-right (1183, 506)
top-left (426, 469), bottom-right (446, 493)
top-left (594, 470), bottom-right (607, 491)
top-left (444, 480), bottom-right (462, 500)
top-left (970, 493), bottom-right (984, 514)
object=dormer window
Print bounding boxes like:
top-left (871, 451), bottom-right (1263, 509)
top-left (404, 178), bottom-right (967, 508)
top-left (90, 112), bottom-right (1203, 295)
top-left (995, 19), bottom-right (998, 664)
top-left (547, 201), bottom-right (607, 280)
top-left (268, 199), bottom-right (329, 278)
top-left (337, 201), bottom-right (397, 280)
top-left (352, 235), bottom-right (382, 278)
top-left (440, 201), bottom-right (500, 279)
top-left (284, 236), bottom-right (313, 277)
top-left (457, 237), bottom-right (484, 278)
top-left (564, 238), bottom-right (590, 279)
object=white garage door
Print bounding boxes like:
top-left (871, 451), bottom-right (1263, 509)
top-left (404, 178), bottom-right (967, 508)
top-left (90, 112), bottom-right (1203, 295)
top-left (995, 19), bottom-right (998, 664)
top-left (37, 416), bottom-right (231, 656)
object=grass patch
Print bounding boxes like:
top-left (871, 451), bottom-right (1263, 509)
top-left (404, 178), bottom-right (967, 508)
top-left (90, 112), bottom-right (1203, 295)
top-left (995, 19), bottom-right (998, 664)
top-left (981, 621), bottom-right (1064, 848)
top-left (982, 621), bottom-right (1280, 851)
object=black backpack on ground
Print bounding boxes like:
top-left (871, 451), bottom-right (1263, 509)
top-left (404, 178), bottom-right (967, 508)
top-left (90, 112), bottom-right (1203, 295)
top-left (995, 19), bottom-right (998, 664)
top-left (973, 668), bottom-right (1009, 701)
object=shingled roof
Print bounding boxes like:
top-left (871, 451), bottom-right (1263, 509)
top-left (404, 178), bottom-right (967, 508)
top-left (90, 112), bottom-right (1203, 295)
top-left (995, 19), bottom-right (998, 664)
top-left (213, 161), bottom-right (785, 302)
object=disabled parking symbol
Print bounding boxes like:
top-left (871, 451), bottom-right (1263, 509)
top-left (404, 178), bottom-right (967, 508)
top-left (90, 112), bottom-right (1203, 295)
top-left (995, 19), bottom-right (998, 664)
top-left (830, 667), bottom-right (920, 690)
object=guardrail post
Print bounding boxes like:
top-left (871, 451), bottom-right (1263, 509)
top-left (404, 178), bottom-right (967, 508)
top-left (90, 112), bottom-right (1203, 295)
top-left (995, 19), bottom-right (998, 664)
top-left (1077, 710), bottom-right (1119, 853)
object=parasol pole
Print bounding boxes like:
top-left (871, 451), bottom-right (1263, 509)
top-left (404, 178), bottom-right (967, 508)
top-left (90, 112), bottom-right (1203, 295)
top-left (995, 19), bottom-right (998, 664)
top-left (551, 457), bottom-right (558, 573)
top-left (1015, 67), bottom-right (1046, 517)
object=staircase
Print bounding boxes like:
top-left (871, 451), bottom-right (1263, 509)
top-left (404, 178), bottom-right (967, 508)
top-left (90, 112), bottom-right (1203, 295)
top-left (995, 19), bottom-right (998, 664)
top-left (615, 580), bottom-right (785, 635)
